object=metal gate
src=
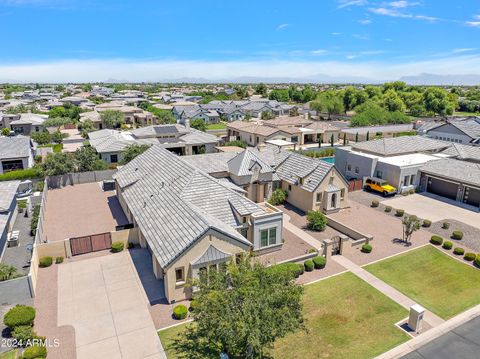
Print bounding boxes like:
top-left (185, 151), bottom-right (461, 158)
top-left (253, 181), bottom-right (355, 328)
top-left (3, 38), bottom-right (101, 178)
top-left (70, 232), bottom-right (112, 256)
top-left (331, 236), bottom-right (342, 255)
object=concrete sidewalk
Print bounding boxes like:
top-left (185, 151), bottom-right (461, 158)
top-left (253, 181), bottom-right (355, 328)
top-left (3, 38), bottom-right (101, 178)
top-left (332, 255), bottom-right (445, 327)
top-left (282, 212), bottom-right (325, 250)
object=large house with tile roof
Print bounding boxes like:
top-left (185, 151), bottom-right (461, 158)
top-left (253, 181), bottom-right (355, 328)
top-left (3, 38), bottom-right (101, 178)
top-left (113, 146), bottom-right (283, 302)
top-left (422, 117), bottom-right (480, 145)
top-left (0, 135), bottom-right (36, 174)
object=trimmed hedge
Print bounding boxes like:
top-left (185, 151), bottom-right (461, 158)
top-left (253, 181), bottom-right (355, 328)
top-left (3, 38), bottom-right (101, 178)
top-left (395, 209), bottom-right (405, 217)
top-left (312, 256), bottom-right (326, 269)
top-left (475, 255), bottom-right (480, 267)
top-left (384, 206), bottom-right (392, 213)
top-left (371, 200), bottom-right (379, 208)
top-left (452, 231), bottom-right (463, 240)
top-left (0, 168), bottom-right (42, 182)
top-left (422, 219), bottom-right (432, 228)
top-left (464, 253), bottom-right (476, 261)
top-left (55, 256), bottom-right (64, 264)
top-left (3, 305), bottom-right (36, 328)
top-left (442, 222), bottom-right (450, 229)
top-left (173, 305), bottom-right (188, 320)
top-left (111, 241), bottom-right (125, 253)
top-left (12, 325), bottom-right (36, 343)
top-left (442, 241), bottom-right (453, 250)
top-left (22, 345), bottom-right (47, 359)
top-left (430, 236), bottom-right (443, 246)
top-left (304, 260), bottom-right (314, 272)
top-left (39, 256), bottom-right (53, 268)
top-left (453, 247), bottom-right (465, 256)
top-left (361, 244), bottom-right (372, 253)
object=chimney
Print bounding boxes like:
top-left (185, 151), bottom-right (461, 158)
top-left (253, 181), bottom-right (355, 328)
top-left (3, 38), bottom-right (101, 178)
top-left (185, 119), bottom-right (190, 130)
top-left (304, 112), bottom-right (309, 120)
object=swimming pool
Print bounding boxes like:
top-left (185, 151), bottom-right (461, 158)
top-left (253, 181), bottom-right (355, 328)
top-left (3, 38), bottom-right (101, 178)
top-left (320, 157), bottom-right (335, 164)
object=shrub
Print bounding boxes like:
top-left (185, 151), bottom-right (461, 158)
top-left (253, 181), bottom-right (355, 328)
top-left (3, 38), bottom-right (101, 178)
top-left (3, 305), bottom-right (36, 328)
top-left (111, 241), bottom-right (125, 253)
top-left (395, 209), bottom-right (405, 217)
top-left (475, 255), bottom-right (480, 267)
top-left (306, 210), bottom-right (327, 232)
top-left (408, 188), bottom-right (415, 195)
top-left (22, 345), bottom-right (47, 359)
top-left (304, 260), bottom-right (314, 272)
top-left (39, 256), bottom-right (53, 268)
top-left (464, 253), bottom-right (476, 261)
top-left (173, 305), bottom-right (188, 320)
top-left (268, 189), bottom-right (287, 206)
top-left (307, 248), bottom-right (317, 254)
top-left (312, 256), bottom-right (326, 269)
top-left (442, 241), bottom-right (453, 250)
top-left (384, 206), bottom-right (392, 213)
top-left (371, 200), bottom-right (379, 208)
top-left (0, 168), bottom-right (42, 182)
top-left (422, 219), bottom-right (432, 228)
top-left (267, 263), bottom-right (303, 279)
top-left (189, 299), bottom-right (198, 312)
top-left (55, 256), bottom-right (64, 264)
top-left (453, 247), bottom-right (465, 256)
top-left (442, 222), bottom-right (450, 229)
top-left (430, 236), bottom-right (443, 245)
top-left (361, 244), bottom-right (373, 253)
top-left (452, 231), bottom-right (463, 240)
top-left (30, 205), bottom-right (40, 236)
top-left (12, 325), bottom-right (37, 343)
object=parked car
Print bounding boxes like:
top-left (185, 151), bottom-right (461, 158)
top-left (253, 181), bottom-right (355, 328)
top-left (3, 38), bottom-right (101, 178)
top-left (364, 177), bottom-right (396, 196)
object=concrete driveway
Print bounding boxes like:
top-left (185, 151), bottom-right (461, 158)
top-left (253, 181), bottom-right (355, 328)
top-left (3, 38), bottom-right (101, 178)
top-left (382, 193), bottom-right (480, 229)
top-left (57, 252), bottom-right (166, 359)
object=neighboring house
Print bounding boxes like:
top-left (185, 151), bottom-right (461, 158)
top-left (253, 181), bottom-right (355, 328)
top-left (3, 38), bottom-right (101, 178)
top-left (418, 158), bottom-right (480, 209)
top-left (113, 146), bottom-right (283, 302)
top-left (59, 96), bottom-right (89, 106)
top-left (423, 118), bottom-right (480, 145)
top-left (95, 102), bottom-right (156, 126)
top-left (0, 136), bottom-right (35, 174)
top-left (79, 111), bottom-right (103, 130)
top-left (0, 181), bottom-right (20, 257)
top-left (227, 118), bottom-right (340, 147)
top-left (88, 124), bottom-right (220, 163)
top-left (8, 113), bottom-right (48, 135)
top-left (335, 136), bottom-right (452, 193)
top-left (341, 124), bottom-right (415, 142)
top-left (183, 147), bottom-right (350, 213)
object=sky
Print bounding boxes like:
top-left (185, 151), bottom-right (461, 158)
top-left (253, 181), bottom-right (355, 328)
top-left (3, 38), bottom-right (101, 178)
top-left (0, 0), bottom-right (480, 82)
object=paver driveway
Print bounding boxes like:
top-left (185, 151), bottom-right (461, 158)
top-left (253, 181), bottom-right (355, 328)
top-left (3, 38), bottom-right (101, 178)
top-left (382, 193), bottom-right (480, 229)
top-left (57, 252), bottom-right (166, 359)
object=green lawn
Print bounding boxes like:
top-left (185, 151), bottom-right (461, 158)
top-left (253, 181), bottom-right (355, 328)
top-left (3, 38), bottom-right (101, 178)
top-left (0, 350), bottom-right (18, 359)
top-left (158, 272), bottom-right (409, 359)
top-left (454, 111), bottom-right (480, 116)
top-left (206, 122), bottom-right (227, 130)
top-left (365, 245), bottom-right (480, 319)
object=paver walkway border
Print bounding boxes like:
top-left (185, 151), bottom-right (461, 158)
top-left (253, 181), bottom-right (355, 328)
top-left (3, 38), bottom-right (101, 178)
top-left (332, 255), bottom-right (445, 327)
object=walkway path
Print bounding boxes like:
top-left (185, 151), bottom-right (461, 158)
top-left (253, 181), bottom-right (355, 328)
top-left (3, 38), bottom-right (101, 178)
top-left (282, 212), bottom-right (324, 250)
top-left (332, 255), bottom-right (445, 327)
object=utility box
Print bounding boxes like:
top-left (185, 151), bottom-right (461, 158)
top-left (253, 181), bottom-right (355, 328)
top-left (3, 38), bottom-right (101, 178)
top-left (408, 304), bottom-right (425, 333)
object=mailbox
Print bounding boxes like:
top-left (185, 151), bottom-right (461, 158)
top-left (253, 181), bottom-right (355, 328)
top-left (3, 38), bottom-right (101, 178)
top-left (408, 304), bottom-right (425, 333)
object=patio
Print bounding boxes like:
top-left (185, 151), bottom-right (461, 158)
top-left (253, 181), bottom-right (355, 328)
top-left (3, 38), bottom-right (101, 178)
top-left (42, 182), bottom-right (129, 242)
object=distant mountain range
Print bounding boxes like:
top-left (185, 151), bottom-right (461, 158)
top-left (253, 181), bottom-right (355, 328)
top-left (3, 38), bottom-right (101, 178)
top-left (399, 73), bottom-right (480, 86)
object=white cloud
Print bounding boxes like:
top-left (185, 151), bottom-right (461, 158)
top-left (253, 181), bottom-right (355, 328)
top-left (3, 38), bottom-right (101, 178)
top-left (359, 19), bottom-right (372, 24)
top-left (387, 1), bottom-right (419, 8)
top-left (337, 0), bottom-right (368, 9)
top-left (466, 21), bottom-right (480, 27)
top-left (311, 49), bottom-right (328, 55)
top-left (353, 34), bottom-right (370, 40)
top-left (2, 55), bottom-right (480, 82)
top-left (331, 32), bottom-right (342, 35)
top-left (276, 23), bottom-right (289, 31)
top-left (452, 48), bottom-right (476, 53)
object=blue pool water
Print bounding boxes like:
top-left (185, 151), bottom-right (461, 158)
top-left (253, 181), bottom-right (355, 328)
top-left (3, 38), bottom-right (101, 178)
top-left (320, 157), bottom-right (335, 164)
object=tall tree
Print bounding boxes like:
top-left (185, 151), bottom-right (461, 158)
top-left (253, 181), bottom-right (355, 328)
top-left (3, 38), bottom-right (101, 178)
top-left (423, 87), bottom-right (455, 116)
top-left (171, 255), bottom-right (304, 358)
top-left (189, 118), bottom-right (207, 132)
top-left (41, 153), bottom-right (76, 176)
top-left (402, 215), bottom-right (421, 244)
top-left (254, 83), bottom-right (268, 97)
top-left (120, 144), bottom-right (151, 165)
top-left (101, 110), bottom-right (125, 128)
top-left (75, 146), bottom-right (108, 172)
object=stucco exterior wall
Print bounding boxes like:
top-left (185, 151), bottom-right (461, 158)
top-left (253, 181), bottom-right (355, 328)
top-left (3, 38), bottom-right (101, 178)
top-left (163, 232), bottom-right (248, 302)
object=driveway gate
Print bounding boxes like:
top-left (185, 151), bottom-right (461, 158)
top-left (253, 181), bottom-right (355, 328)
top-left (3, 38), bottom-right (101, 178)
top-left (70, 232), bottom-right (112, 256)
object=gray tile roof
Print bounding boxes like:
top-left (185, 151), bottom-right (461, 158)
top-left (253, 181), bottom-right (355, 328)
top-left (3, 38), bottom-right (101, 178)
top-left (450, 119), bottom-right (480, 139)
top-left (182, 151), bottom-right (240, 173)
top-left (351, 136), bottom-right (451, 156)
top-left (0, 180), bottom-right (20, 212)
top-left (227, 148), bottom-right (273, 177)
top-left (88, 129), bottom-right (138, 153)
top-left (191, 244), bottom-right (232, 267)
top-left (441, 143), bottom-right (480, 163)
top-left (420, 158), bottom-right (480, 187)
top-left (0, 135), bottom-right (32, 160)
top-left (113, 146), bottom-right (263, 268)
top-left (274, 151), bottom-right (335, 192)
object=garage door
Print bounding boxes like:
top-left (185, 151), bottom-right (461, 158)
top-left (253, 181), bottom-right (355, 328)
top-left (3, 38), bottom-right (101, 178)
top-left (464, 187), bottom-right (480, 207)
top-left (426, 177), bottom-right (458, 200)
